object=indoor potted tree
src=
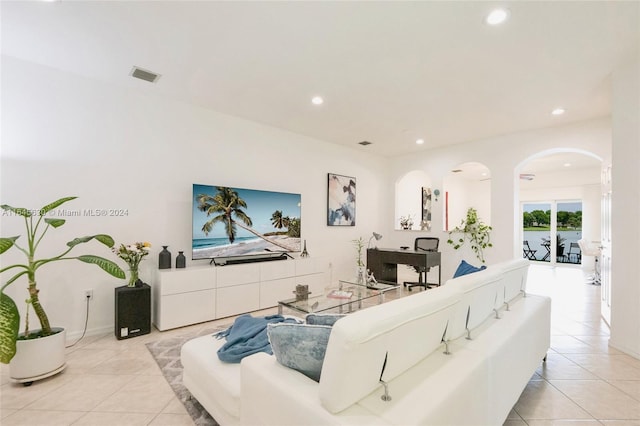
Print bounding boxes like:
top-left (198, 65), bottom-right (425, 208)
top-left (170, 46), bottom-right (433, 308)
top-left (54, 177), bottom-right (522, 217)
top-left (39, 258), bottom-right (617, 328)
top-left (0, 196), bottom-right (125, 384)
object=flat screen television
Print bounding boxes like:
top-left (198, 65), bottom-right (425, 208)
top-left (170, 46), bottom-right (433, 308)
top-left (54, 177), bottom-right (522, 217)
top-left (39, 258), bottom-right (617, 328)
top-left (192, 184), bottom-right (301, 263)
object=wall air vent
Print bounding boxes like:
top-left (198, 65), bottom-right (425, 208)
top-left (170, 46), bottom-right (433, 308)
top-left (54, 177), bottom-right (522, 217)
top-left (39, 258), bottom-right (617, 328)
top-left (358, 141), bottom-right (373, 146)
top-left (130, 66), bottom-right (161, 83)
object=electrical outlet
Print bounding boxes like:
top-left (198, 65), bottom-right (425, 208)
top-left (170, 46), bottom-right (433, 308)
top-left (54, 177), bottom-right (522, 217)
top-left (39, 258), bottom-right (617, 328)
top-left (84, 289), bottom-right (93, 300)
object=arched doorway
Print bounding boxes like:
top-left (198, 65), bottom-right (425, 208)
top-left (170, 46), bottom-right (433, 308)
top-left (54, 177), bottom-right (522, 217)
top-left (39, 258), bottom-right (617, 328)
top-left (516, 150), bottom-right (601, 265)
top-left (516, 150), bottom-right (610, 322)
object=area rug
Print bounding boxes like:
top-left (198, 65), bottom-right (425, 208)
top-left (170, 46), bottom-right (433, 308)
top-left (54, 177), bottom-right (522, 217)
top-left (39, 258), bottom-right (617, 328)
top-left (146, 325), bottom-right (229, 426)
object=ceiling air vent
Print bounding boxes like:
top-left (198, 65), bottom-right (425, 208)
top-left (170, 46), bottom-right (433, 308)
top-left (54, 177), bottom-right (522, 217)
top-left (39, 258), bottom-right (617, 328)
top-left (130, 66), bottom-right (161, 83)
top-left (358, 141), bottom-right (373, 146)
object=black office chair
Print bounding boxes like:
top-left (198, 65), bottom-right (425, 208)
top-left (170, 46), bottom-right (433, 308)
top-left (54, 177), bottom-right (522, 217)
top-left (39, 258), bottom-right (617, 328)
top-left (403, 237), bottom-right (439, 292)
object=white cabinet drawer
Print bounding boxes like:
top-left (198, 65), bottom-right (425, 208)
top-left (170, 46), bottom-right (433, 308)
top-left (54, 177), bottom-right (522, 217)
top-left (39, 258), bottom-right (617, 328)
top-left (260, 260), bottom-right (296, 281)
top-left (295, 257), bottom-right (329, 276)
top-left (158, 268), bottom-right (215, 295)
top-left (155, 289), bottom-right (216, 331)
top-left (216, 263), bottom-right (260, 287)
top-left (216, 282), bottom-right (260, 318)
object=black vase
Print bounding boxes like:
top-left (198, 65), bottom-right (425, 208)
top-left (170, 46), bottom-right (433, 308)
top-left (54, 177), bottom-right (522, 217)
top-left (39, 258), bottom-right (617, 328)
top-left (176, 251), bottom-right (186, 269)
top-left (159, 246), bottom-right (171, 269)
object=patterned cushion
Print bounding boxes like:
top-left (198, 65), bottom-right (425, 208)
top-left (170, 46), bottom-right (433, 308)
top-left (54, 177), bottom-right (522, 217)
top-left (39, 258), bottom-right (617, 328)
top-left (267, 323), bottom-right (332, 382)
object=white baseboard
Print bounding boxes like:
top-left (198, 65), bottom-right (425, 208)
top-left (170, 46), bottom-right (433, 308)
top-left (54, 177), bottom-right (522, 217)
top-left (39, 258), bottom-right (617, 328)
top-left (65, 325), bottom-right (113, 344)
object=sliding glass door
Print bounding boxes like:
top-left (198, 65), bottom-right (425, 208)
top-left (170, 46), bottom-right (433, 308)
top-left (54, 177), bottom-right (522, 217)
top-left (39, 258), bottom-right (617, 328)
top-left (522, 201), bottom-right (583, 265)
top-left (556, 201), bottom-right (582, 264)
top-left (523, 203), bottom-right (552, 263)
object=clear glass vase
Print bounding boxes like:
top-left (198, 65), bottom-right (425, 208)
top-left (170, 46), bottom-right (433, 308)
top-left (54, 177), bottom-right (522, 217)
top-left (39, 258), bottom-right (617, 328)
top-left (128, 268), bottom-right (139, 287)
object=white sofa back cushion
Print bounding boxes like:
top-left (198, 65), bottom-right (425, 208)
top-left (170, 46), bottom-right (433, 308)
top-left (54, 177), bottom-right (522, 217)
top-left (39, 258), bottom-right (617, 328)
top-left (496, 258), bottom-right (530, 304)
top-left (319, 285), bottom-right (461, 414)
top-left (445, 268), bottom-right (503, 341)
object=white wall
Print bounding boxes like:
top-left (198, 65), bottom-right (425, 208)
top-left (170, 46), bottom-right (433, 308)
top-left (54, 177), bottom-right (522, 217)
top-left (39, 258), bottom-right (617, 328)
top-left (610, 57), bottom-right (640, 357)
top-left (0, 56), bottom-right (387, 338)
top-left (444, 176), bottom-right (491, 232)
top-left (394, 170), bottom-right (432, 230)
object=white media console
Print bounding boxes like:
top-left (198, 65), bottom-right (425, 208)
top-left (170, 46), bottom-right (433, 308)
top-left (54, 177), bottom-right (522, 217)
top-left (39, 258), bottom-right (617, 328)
top-left (151, 257), bottom-right (330, 330)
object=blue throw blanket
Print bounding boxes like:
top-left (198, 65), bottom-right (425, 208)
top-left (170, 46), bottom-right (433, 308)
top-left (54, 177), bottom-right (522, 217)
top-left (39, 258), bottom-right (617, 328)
top-left (214, 314), bottom-right (300, 363)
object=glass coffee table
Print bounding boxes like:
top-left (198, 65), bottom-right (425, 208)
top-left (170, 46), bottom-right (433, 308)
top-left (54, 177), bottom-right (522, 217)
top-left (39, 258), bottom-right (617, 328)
top-left (277, 280), bottom-right (399, 316)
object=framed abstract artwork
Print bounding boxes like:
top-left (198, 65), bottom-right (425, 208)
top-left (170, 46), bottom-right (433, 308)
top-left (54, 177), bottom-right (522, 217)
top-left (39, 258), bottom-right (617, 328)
top-left (327, 173), bottom-right (356, 226)
top-left (421, 187), bottom-right (432, 231)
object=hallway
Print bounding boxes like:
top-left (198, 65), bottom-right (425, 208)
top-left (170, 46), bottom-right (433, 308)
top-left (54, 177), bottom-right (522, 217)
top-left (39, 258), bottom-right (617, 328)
top-left (506, 265), bottom-right (640, 425)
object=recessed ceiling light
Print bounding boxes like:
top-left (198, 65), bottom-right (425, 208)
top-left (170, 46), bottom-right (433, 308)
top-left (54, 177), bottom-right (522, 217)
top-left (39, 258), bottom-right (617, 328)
top-left (551, 108), bottom-right (566, 116)
top-left (564, 163), bottom-right (571, 167)
top-left (311, 96), bottom-right (324, 105)
top-left (486, 8), bottom-right (509, 25)
top-left (416, 138), bottom-right (425, 145)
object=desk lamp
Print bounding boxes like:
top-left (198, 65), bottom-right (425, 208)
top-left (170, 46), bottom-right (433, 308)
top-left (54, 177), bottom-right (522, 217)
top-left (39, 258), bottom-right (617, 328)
top-left (368, 232), bottom-right (383, 249)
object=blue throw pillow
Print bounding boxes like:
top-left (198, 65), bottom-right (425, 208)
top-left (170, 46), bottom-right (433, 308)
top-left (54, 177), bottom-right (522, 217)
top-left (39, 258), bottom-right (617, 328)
top-left (453, 260), bottom-right (487, 278)
top-left (267, 323), bottom-right (332, 382)
top-left (305, 313), bottom-right (346, 326)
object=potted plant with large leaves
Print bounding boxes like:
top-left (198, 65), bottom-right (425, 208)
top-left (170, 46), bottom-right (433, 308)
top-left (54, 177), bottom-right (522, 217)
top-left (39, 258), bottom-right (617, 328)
top-left (0, 197), bottom-right (125, 384)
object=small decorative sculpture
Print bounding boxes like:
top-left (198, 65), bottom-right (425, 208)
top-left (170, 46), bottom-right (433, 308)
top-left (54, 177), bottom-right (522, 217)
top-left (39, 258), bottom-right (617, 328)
top-left (300, 240), bottom-right (309, 257)
top-left (366, 269), bottom-right (378, 285)
top-left (294, 284), bottom-right (310, 301)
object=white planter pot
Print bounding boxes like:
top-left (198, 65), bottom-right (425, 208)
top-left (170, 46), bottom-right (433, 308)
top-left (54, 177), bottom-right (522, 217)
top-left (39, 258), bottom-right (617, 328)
top-left (9, 327), bottom-right (66, 384)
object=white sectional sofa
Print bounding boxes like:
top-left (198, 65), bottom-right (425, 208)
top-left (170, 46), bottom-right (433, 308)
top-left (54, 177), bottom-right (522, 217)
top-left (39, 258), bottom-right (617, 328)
top-left (181, 258), bottom-right (550, 425)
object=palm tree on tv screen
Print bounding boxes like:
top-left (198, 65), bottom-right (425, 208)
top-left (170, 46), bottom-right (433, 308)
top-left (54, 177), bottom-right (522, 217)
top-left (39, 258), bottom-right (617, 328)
top-left (196, 187), bottom-right (295, 251)
top-left (270, 210), bottom-right (286, 229)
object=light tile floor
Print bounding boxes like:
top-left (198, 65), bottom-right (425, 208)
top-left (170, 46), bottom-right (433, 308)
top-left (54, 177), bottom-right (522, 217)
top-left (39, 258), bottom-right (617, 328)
top-left (505, 265), bottom-right (640, 426)
top-left (1, 264), bottom-right (636, 425)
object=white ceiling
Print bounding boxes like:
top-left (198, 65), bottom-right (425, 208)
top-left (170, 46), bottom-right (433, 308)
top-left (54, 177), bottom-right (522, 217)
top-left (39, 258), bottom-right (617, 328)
top-left (1, 1), bottom-right (638, 162)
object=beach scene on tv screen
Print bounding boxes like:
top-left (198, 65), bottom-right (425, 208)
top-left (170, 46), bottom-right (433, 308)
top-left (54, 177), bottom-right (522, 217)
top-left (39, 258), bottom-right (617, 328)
top-left (192, 184), bottom-right (301, 260)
